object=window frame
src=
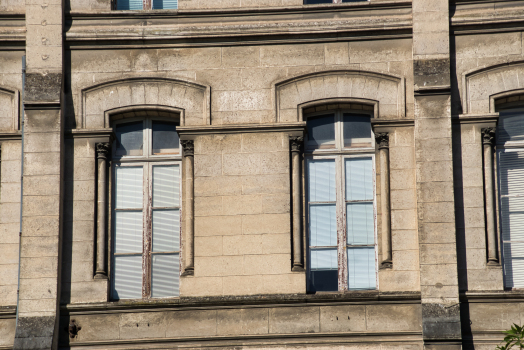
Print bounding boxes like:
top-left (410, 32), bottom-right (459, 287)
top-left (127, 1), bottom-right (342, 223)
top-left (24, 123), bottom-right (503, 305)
top-left (496, 107), bottom-right (524, 289)
top-left (110, 116), bottom-right (182, 300)
top-left (304, 108), bottom-right (378, 293)
top-left (113, 0), bottom-right (177, 11)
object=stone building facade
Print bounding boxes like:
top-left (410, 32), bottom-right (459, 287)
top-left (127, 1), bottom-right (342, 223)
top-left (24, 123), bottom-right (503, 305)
top-left (0, 0), bottom-right (523, 349)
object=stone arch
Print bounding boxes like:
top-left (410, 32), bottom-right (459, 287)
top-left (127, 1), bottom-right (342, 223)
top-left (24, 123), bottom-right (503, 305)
top-left (0, 86), bottom-right (20, 132)
top-left (81, 77), bottom-right (210, 129)
top-left (463, 61), bottom-right (524, 114)
top-left (274, 70), bottom-right (405, 122)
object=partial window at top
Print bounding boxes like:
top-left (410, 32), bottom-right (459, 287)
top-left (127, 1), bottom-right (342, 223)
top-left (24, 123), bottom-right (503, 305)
top-left (116, 0), bottom-right (177, 10)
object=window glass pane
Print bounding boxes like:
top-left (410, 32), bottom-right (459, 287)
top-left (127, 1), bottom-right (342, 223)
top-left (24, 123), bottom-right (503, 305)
top-left (309, 204), bottom-right (336, 246)
top-left (347, 247), bottom-right (376, 290)
top-left (152, 210), bottom-right (180, 252)
top-left (345, 158), bottom-right (373, 200)
top-left (308, 270), bottom-right (338, 292)
top-left (116, 0), bottom-right (143, 9)
top-left (115, 121), bottom-right (143, 156)
top-left (347, 203), bottom-right (374, 245)
top-left (115, 166), bottom-right (143, 209)
top-left (152, 254), bottom-right (180, 297)
top-left (152, 121), bottom-right (179, 154)
top-left (152, 0), bottom-right (177, 9)
top-left (497, 109), bottom-right (524, 144)
top-left (308, 159), bottom-right (336, 202)
top-left (152, 165), bottom-right (180, 207)
top-left (310, 249), bottom-right (337, 269)
top-left (343, 114), bottom-right (371, 148)
top-left (113, 255), bottom-right (142, 299)
top-left (503, 242), bottom-right (524, 288)
top-left (115, 211), bottom-right (143, 253)
top-left (499, 150), bottom-right (524, 197)
top-left (307, 114), bottom-right (335, 149)
top-left (500, 196), bottom-right (524, 243)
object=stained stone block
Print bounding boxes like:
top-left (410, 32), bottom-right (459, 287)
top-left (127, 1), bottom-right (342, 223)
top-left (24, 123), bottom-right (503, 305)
top-left (367, 304), bottom-right (422, 331)
top-left (165, 310), bottom-right (217, 337)
top-left (319, 305), bottom-right (366, 332)
top-left (216, 308), bottom-right (269, 335)
top-left (269, 307), bottom-right (320, 334)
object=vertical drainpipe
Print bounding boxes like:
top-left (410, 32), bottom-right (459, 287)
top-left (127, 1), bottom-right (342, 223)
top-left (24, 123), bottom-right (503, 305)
top-left (15, 55), bottom-right (26, 331)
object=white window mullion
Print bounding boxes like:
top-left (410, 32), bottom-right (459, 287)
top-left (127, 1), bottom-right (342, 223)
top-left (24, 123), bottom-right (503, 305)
top-left (336, 156), bottom-right (347, 291)
top-left (142, 163), bottom-right (151, 298)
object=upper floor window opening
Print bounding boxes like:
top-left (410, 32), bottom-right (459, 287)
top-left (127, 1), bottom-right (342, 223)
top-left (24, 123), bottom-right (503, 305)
top-left (304, 105), bottom-right (377, 293)
top-left (496, 104), bottom-right (524, 289)
top-left (111, 115), bottom-right (181, 300)
top-left (115, 0), bottom-right (177, 11)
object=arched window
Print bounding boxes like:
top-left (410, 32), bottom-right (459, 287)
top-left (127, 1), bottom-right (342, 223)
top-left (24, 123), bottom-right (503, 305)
top-left (111, 115), bottom-right (181, 300)
top-left (497, 102), bottom-right (524, 289)
top-left (305, 104), bottom-right (377, 292)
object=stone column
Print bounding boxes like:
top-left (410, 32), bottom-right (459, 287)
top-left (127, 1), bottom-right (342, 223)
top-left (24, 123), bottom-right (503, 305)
top-left (376, 133), bottom-right (392, 269)
top-left (482, 127), bottom-right (499, 265)
top-left (290, 136), bottom-right (304, 271)
top-left (95, 143), bottom-right (111, 279)
top-left (14, 0), bottom-right (63, 345)
top-left (412, 0), bottom-right (461, 347)
top-left (181, 140), bottom-right (195, 276)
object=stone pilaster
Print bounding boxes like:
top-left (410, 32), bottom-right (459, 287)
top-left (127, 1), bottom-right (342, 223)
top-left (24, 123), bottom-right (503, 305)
top-left (14, 0), bottom-right (63, 346)
top-left (181, 139), bottom-right (195, 276)
top-left (481, 127), bottom-right (499, 265)
top-left (95, 143), bottom-right (111, 279)
top-left (413, 0), bottom-right (461, 347)
top-left (376, 132), bottom-right (392, 269)
top-left (290, 136), bottom-right (304, 272)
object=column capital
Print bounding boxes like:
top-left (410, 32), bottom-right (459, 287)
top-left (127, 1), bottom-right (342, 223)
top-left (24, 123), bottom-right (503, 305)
top-left (181, 140), bottom-right (194, 157)
top-left (290, 136), bottom-right (304, 152)
top-left (375, 132), bottom-right (389, 149)
top-left (96, 142), bottom-right (111, 160)
top-left (482, 127), bottom-right (496, 146)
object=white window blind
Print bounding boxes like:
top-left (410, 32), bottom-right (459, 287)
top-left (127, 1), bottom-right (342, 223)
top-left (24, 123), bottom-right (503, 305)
top-left (113, 166), bottom-right (144, 300)
top-left (499, 149), bottom-right (524, 288)
top-left (345, 158), bottom-right (376, 290)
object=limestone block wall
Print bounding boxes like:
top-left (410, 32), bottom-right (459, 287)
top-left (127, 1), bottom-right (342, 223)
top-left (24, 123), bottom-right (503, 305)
top-left (61, 138), bottom-right (107, 304)
top-left (59, 300), bottom-right (422, 347)
top-left (183, 132), bottom-right (303, 296)
top-left (67, 0), bottom-right (411, 14)
top-left (455, 31), bottom-right (524, 116)
top-left (453, 124), bottom-right (504, 292)
top-left (378, 127), bottom-right (420, 291)
top-left (0, 0), bottom-right (24, 14)
top-left (0, 141), bottom-right (21, 306)
top-left (69, 40), bottom-right (413, 129)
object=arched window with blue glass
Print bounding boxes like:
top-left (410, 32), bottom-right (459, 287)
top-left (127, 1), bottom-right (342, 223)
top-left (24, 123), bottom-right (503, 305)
top-left (305, 104), bottom-right (377, 292)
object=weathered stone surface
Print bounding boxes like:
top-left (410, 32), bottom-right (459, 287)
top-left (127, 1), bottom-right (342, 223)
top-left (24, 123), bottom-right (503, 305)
top-left (24, 73), bottom-right (62, 102)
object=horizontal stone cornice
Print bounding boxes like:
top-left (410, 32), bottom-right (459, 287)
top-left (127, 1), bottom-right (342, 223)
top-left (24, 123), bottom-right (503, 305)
top-left (64, 5), bottom-right (412, 45)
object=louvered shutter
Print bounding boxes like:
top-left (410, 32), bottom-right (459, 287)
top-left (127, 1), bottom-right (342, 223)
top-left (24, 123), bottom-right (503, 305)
top-left (499, 149), bottom-right (524, 288)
